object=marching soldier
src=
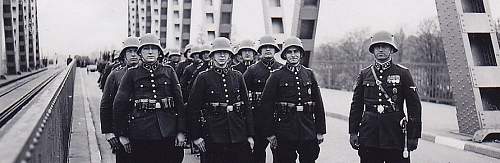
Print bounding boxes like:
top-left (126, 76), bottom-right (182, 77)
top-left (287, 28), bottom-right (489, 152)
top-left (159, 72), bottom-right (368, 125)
top-left (100, 37), bottom-right (140, 163)
top-left (180, 45), bottom-right (204, 103)
top-left (232, 39), bottom-right (257, 74)
top-left (260, 36), bottom-right (326, 163)
top-left (176, 44), bottom-right (194, 78)
top-left (113, 33), bottom-right (186, 163)
top-left (243, 35), bottom-right (283, 163)
top-left (166, 49), bottom-right (182, 69)
top-left (188, 37), bottom-right (255, 163)
top-left (348, 31), bottom-right (422, 163)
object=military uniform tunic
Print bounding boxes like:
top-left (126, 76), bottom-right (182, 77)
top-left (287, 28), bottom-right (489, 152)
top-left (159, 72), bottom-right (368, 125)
top-left (261, 64), bottom-right (326, 140)
top-left (232, 61), bottom-right (253, 74)
top-left (100, 64), bottom-right (132, 163)
top-left (349, 62), bottom-right (422, 149)
top-left (187, 67), bottom-right (255, 143)
top-left (113, 63), bottom-right (185, 140)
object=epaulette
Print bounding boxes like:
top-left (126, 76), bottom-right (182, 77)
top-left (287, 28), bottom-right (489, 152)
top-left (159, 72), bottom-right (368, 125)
top-left (396, 64), bottom-right (408, 69)
top-left (128, 64), bottom-right (139, 70)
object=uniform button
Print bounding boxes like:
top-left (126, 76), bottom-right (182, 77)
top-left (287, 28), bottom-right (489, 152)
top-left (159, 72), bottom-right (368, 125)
top-left (164, 82), bottom-right (167, 84)
top-left (297, 87), bottom-right (300, 90)
top-left (268, 67), bottom-right (271, 70)
top-left (378, 99), bottom-right (382, 102)
top-left (226, 100), bottom-right (229, 103)
top-left (223, 79), bottom-right (226, 82)
top-left (294, 72), bottom-right (298, 75)
top-left (153, 90), bottom-right (156, 93)
top-left (154, 95), bottom-right (157, 98)
top-left (298, 92), bottom-right (301, 95)
top-left (153, 84), bottom-right (156, 87)
top-left (151, 80), bottom-right (154, 82)
top-left (295, 77), bottom-right (299, 80)
top-left (380, 70), bottom-right (383, 73)
top-left (257, 80), bottom-right (261, 83)
top-left (151, 74), bottom-right (154, 77)
top-left (298, 98), bottom-right (302, 101)
top-left (222, 74), bottom-right (225, 77)
top-left (225, 95), bottom-right (229, 98)
top-left (296, 82), bottom-right (300, 85)
top-left (224, 84), bottom-right (227, 87)
top-left (140, 85), bottom-right (144, 87)
top-left (224, 89), bottom-right (228, 92)
top-left (379, 76), bottom-right (382, 79)
top-left (378, 93), bottom-right (382, 96)
top-left (149, 70), bottom-right (153, 73)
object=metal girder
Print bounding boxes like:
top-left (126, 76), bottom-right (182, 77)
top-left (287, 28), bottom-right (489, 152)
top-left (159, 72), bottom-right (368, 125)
top-left (435, 0), bottom-right (500, 141)
top-left (291, 0), bottom-right (320, 67)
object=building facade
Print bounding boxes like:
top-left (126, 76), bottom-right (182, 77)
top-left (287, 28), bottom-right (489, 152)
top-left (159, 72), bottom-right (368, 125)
top-left (1, 0), bottom-right (40, 75)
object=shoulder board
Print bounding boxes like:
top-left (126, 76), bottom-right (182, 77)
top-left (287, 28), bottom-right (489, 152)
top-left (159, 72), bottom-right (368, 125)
top-left (128, 65), bottom-right (139, 70)
top-left (396, 64), bottom-right (408, 69)
top-left (303, 66), bottom-right (313, 71)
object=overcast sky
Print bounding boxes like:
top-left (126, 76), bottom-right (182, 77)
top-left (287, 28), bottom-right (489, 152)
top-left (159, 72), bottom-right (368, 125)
top-left (38, 0), bottom-right (500, 58)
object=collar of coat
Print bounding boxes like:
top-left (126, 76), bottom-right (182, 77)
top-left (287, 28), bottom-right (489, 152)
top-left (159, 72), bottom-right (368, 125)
top-left (142, 61), bottom-right (159, 71)
top-left (374, 59), bottom-right (392, 71)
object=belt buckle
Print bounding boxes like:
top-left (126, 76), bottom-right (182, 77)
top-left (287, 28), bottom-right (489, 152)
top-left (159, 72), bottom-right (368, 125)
top-left (227, 105), bottom-right (234, 112)
top-left (296, 105), bottom-right (304, 112)
top-left (155, 102), bottom-right (161, 109)
top-left (377, 105), bottom-right (384, 113)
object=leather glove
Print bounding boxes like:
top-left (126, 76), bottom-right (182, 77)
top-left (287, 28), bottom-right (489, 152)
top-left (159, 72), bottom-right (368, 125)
top-left (107, 137), bottom-right (122, 153)
top-left (119, 136), bottom-right (132, 153)
top-left (267, 135), bottom-right (278, 149)
top-left (175, 133), bottom-right (187, 147)
top-left (194, 138), bottom-right (206, 152)
top-left (408, 138), bottom-right (419, 151)
top-left (317, 134), bottom-right (324, 144)
top-left (248, 137), bottom-right (255, 152)
top-left (349, 134), bottom-right (359, 150)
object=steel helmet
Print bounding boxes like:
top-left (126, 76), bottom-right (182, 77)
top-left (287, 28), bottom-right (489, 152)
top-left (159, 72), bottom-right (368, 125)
top-left (138, 33), bottom-right (163, 56)
top-left (281, 37), bottom-right (304, 60)
top-left (368, 31), bottom-right (398, 53)
top-left (167, 49), bottom-right (181, 58)
top-left (209, 37), bottom-right (234, 57)
top-left (236, 39), bottom-right (257, 55)
top-left (200, 44), bottom-right (211, 53)
top-left (190, 45), bottom-right (202, 58)
top-left (257, 35), bottom-right (280, 53)
top-left (182, 44), bottom-right (193, 58)
top-left (118, 37), bottom-right (140, 59)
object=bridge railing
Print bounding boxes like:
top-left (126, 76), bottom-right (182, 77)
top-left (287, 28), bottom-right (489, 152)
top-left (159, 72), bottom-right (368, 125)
top-left (311, 60), bottom-right (454, 104)
top-left (0, 61), bottom-right (76, 163)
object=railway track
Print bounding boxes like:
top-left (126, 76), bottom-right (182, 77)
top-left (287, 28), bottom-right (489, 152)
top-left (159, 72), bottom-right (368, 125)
top-left (0, 69), bottom-right (62, 128)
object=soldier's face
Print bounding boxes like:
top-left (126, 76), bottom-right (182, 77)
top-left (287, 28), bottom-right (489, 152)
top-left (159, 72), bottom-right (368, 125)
top-left (125, 48), bottom-right (139, 64)
top-left (201, 52), bottom-right (211, 62)
top-left (372, 44), bottom-right (393, 62)
top-left (260, 45), bottom-right (276, 58)
top-left (141, 45), bottom-right (160, 63)
top-left (170, 55), bottom-right (180, 62)
top-left (192, 53), bottom-right (203, 63)
top-left (212, 51), bottom-right (231, 68)
top-left (241, 49), bottom-right (255, 61)
top-left (285, 47), bottom-right (302, 65)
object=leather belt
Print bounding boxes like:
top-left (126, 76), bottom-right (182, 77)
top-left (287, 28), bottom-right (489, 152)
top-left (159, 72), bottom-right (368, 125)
top-left (365, 104), bottom-right (397, 114)
top-left (276, 101), bottom-right (315, 112)
top-left (134, 97), bottom-right (175, 110)
top-left (206, 101), bottom-right (244, 112)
